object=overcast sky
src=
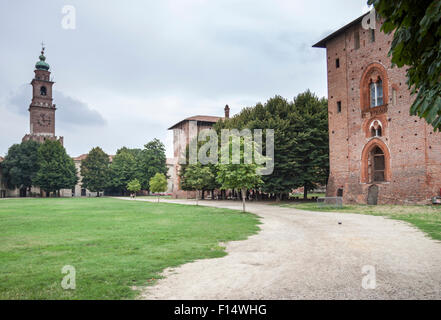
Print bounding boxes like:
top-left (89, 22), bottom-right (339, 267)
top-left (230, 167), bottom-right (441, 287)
top-left (0, 0), bottom-right (371, 158)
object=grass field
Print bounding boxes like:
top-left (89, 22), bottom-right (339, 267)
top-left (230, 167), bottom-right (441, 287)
top-left (279, 202), bottom-right (441, 241)
top-left (0, 198), bottom-right (259, 300)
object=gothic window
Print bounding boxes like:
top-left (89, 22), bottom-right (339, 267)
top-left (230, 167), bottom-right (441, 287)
top-left (370, 78), bottom-right (383, 108)
top-left (370, 120), bottom-right (382, 137)
top-left (40, 86), bottom-right (47, 96)
top-left (360, 63), bottom-right (389, 113)
top-left (361, 140), bottom-right (390, 183)
top-left (369, 147), bottom-right (385, 182)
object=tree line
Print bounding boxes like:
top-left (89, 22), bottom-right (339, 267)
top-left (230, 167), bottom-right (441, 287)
top-left (179, 90), bottom-right (329, 205)
top-left (0, 138), bottom-right (168, 197)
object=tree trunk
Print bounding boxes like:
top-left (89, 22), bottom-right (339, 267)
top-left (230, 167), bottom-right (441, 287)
top-left (157, 196), bottom-right (160, 203)
top-left (303, 185), bottom-right (308, 200)
top-left (241, 188), bottom-right (246, 212)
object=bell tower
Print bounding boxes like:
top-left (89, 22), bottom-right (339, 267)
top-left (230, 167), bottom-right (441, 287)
top-left (23, 45), bottom-right (63, 145)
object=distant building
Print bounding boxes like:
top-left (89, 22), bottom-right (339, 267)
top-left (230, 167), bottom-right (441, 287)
top-left (313, 13), bottom-right (441, 204)
top-left (168, 106), bottom-right (230, 198)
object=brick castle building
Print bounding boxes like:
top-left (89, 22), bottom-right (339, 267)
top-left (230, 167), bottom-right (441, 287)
top-left (314, 13), bottom-right (441, 204)
top-left (168, 105), bottom-right (230, 198)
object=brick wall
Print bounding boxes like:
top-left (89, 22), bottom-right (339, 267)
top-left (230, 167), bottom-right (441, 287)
top-left (325, 17), bottom-right (441, 204)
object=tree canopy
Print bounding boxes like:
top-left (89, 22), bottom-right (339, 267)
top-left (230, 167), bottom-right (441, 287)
top-left (1, 140), bottom-right (40, 193)
top-left (181, 163), bottom-right (214, 204)
top-left (368, 0), bottom-right (441, 130)
top-left (136, 138), bottom-right (168, 191)
top-left (33, 140), bottom-right (78, 195)
top-left (127, 178), bottom-right (141, 194)
top-left (80, 147), bottom-right (110, 195)
top-left (215, 91), bottom-right (329, 199)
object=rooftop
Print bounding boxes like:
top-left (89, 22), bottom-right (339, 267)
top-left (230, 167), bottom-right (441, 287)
top-left (312, 13), bottom-right (367, 48)
top-left (168, 115), bottom-right (223, 130)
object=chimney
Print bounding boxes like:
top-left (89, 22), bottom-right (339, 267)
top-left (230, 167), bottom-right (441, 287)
top-left (224, 105), bottom-right (230, 119)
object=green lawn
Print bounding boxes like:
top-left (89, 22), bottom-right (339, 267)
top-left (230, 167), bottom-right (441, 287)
top-left (278, 202), bottom-right (441, 241)
top-left (0, 198), bottom-right (259, 300)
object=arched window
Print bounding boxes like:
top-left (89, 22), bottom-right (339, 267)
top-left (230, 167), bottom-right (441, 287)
top-left (40, 86), bottom-right (47, 96)
top-left (361, 140), bottom-right (391, 183)
top-left (370, 78), bottom-right (383, 108)
top-left (360, 63), bottom-right (388, 113)
top-left (369, 147), bottom-right (385, 183)
top-left (370, 120), bottom-right (383, 137)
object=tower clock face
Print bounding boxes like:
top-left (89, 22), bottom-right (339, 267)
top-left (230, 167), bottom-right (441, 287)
top-left (38, 113), bottom-right (51, 127)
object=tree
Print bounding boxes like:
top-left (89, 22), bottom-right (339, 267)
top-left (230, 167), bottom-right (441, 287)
top-left (214, 92), bottom-right (328, 200)
top-left (368, 0), bottom-right (441, 130)
top-left (216, 138), bottom-right (263, 212)
top-left (1, 140), bottom-right (40, 196)
top-left (149, 173), bottom-right (168, 202)
top-left (80, 147), bottom-right (110, 196)
top-left (136, 139), bottom-right (168, 191)
top-left (178, 137), bottom-right (220, 200)
top-left (108, 149), bottom-right (137, 195)
top-left (33, 140), bottom-right (78, 196)
top-left (291, 91), bottom-right (329, 199)
top-left (181, 164), bottom-right (214, 205)
top-left (127, 178), bottom-right (141, 196)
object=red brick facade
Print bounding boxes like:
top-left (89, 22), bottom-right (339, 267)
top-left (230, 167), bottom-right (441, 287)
top-left (314, 15), bottom-right (441, 204)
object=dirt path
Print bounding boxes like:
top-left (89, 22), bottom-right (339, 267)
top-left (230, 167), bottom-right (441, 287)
top-left (117, 198), bottom-right (441, 300)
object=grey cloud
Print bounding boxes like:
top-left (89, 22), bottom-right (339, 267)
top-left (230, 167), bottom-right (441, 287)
top-left (6, 85), bottom-right (106, 127)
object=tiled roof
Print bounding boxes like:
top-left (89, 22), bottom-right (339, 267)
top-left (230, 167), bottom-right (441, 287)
top-left (168, 115), bottom-right (223, 130)
top-left (72, 154), bottom-right (88, 161)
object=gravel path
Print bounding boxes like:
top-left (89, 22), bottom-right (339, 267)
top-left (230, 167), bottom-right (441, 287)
top-left (117, 198), bottom-right (441, 300)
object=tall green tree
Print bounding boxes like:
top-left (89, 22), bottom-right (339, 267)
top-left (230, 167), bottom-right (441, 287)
top-left (33, 140), bottom-right (78, 196)
top-left (1, 140), bottom-right (40, 196)
top-left (136, 139), bottom-right (168, 191)
top-left (216, 139), bottom-right (263, 212)
top-left (80, 147), bottom-right (110, 196)
top-left (149, 173), bottom-right (168, 202)
top-left (368, 0), bottom-right (441, 130)
top-left (291, 91), bottom-right (329, 199)
top-left (178, 137), bottom-right (220, 199)
top-left (108, 148), bottom-right (137, 195)
top-left (181, 163), bottom-right (214, 205)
